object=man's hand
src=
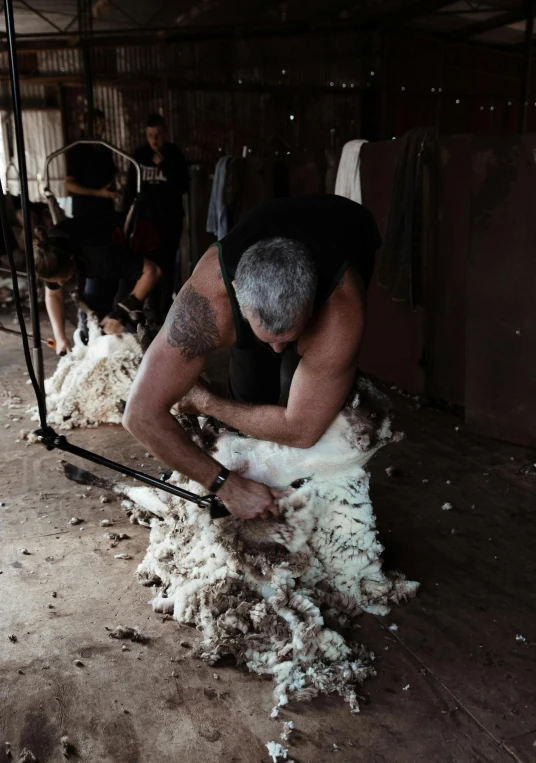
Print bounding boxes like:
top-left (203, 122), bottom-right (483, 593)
top-left (177, 379), bottom-right (211, 416)
top-left (55, 337), bottom-right (71, 356)
top-left (98, 183), bottom-right (120, 200)
top-left (100, 316), bottom-right (125, 335)
top-left (218, 472), bottom-right (281, 520)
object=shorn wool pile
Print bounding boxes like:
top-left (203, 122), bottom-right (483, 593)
top-left (36, 317), bottom-right (142, 429)
top-left (119, 376), bottom-right (419, 718)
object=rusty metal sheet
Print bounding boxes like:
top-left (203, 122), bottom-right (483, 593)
top-left (359, 139), bottom-right (426, 395)
top-left (466, 135), bottom-right (536, 447)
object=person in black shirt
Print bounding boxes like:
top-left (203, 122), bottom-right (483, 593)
top-left (65, 109), bottom-right (119, 219)
top-left (34, 214), bottom-right (161, 355)
top-left (124, 113), bottom-right (189, 322)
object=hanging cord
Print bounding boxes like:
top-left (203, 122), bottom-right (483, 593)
top-left (0, 180), bottom-right (47, 428)
top-left (0, 181), bottom-right (229, 518)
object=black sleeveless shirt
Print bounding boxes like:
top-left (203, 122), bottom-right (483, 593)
top-left (216, 194), bottom-right (381, 349)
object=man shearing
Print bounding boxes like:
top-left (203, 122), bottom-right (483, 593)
top-left (123, 194), bottom-right (381, 520)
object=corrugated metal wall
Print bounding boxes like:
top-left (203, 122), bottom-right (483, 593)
top-left (1, 35), bottom-right (366, 161)
top-left (383, 35), bottom-right (528, 137)
top-left (1, 34), bottom-right (530, 156)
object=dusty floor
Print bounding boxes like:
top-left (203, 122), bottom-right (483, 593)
top-left (0, 320), bottom-right (535, 763)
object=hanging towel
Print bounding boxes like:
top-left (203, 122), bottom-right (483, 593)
top-left (378, 128), bottom-right (433, 307)
top-left (334, 139), bottom-right (368, 204)
top-left (207, 155), bottom-right (232, 239)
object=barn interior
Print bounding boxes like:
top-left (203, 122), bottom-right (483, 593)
top-left (0, 1), bottom-right (535, 762)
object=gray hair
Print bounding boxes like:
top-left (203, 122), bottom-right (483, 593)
top-left (234, 237), bottom-right (317, 334)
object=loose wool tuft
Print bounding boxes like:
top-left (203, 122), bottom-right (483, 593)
top-left (120, 376), bottom-right (419, 715)
top-left (33, 316), bottom-right (142, 429)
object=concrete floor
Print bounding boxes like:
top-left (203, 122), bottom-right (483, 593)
top-left (0, 323), bottom-right (535, 763)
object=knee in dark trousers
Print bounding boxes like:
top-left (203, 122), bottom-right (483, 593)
top-left (83, 278), bottom-right (117, 320)
top-left (147, 232), bottom-right (181, 323)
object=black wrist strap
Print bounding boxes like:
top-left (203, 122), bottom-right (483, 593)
top-left (209, 466), bottom-right (229, 494)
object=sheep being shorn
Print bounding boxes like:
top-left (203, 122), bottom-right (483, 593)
top-left (121, 375), bottom-right (419, 716)
top-left (34, 315), bottom-right (142, 429)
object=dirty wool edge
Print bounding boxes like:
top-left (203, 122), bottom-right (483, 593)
top-left (30, 315), bottom-right (142, 429)
top-left (118, 376), bottom-right (419, 718)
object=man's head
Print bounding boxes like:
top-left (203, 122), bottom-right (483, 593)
top-left (82, 108), bottom-right (106, 138)
top-left (146, 113), bottom-right (167, 153)
top-left (34, 228), bottom-right (76, 285)
top-left (233, 237), bottom-right (317, 353)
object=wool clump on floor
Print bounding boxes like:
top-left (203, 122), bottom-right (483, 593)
top-left (120, 376), bottom-right (419, 716)
top-left (31, 316), bottom-right (142, 429)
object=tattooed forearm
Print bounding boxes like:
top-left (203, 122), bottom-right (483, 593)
top-left (164, 285), bottom-right (220, 360)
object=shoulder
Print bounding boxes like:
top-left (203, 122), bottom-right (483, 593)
top-left (132, 144), bottom-right (148, 160)
top-left (165, 143), bottom-right (187, 163)
top-left (189, 247), bottom-right (233, 328)
top-left (66, 144), bottom-right (83, 167)
top-left (299, 266), bottom-right (366, 362)
top-left (165, 142), bottom-right (182, 156)
top-left (70, 142), bottom-right (86, 155)
top-left (104, 146), bottom-right (117, 163)
top-left (165, 247), bottom-right (235, 352)
top-left (325, 266), bottom-right (367, 331)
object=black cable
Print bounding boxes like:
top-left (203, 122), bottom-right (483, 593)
top-left (0, 181), bottom-right (47, 428)
top-left (4, 0), bottom-right (45, 397)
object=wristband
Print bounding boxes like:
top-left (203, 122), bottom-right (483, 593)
top-left (209, 466), bottom-right (230, 494)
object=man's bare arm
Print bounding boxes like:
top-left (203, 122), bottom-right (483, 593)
top-left (45, 287), bottom-right (71, 355)
top-left (123, 284), bottom-right (223, 486)
top-left (123, 250), bottom-right (280, 519)
top-left (65, 176), bottom-right (119, 200)
top-left (185, 355), bottom-right (357, 448)
top-left (181, 269), bottom-right (366, 448)
top-left (164, 284), bottom-right (220, 359)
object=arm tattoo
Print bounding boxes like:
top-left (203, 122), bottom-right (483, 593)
top-left (164, 285), bottom-right (220, 361)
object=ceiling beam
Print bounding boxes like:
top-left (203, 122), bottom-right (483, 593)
top-left (175, 0), bottom-right (222, 27)
top-left (454, 8), bottom-right (528, 39)
top-left (15, 0), bottom-right (64, 33)
top-left (316, 0), bottom-right (457, 27)
top-left (105, 0), bottom-right (144, 29)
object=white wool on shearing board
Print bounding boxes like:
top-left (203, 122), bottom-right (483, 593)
top-left (31, 316), bottom-right (142, 429)
top-left (119, 376), bottom-right (419, 716)
top-left (266, 741), bottom-right (288, 761)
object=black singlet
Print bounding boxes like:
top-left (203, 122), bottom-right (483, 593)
top-left (216, 194), bottom-right (381, 348)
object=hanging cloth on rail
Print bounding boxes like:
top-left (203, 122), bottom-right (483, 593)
top-left (334, 139), bottom-right (368, 204)
top-left (378, 127), bottom-right (434, 307)
top-left (207, 155), bottom-right (233, 240)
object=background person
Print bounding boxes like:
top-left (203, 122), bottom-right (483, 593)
top-left (124, 113), bottom-right (189, 323)
top-left (34, 214), bottom-right (161, 355)
top-left (65, 109), bottom-right (119, 219)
